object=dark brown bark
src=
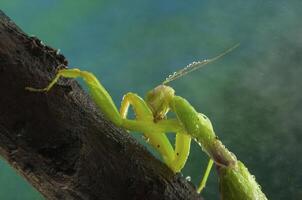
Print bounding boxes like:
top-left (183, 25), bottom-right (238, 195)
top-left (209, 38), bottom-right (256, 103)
top-left (0, 10), bottom-right (203, 200)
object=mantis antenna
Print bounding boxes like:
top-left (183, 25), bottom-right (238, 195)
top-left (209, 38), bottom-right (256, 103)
top-left (162, 43), bottom-right (240, 85)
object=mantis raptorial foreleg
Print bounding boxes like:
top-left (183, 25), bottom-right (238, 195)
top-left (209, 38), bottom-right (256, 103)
top-left (119, 92), bottom-right (175, 165)
top-left (120, 92), bottom-right (191, 172)
top-left (171, 132), bottom-right (191, 172)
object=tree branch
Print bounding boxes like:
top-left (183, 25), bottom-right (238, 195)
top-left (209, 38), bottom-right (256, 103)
top-left (0, 10), bottom-right (203, 200)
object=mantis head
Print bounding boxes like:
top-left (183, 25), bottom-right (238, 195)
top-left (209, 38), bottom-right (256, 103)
top-left (145, 85), bottom-right (175, 122)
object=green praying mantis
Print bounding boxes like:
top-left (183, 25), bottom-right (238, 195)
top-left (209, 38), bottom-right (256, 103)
top-left (26, 44), bottom-right (268, 200)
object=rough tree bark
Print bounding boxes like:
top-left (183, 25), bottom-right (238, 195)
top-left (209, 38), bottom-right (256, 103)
top-left (0, 10), bottom-right (203, 200)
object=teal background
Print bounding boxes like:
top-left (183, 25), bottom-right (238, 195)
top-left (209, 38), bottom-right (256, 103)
top-left (1, 1), bottom-right (302, 199)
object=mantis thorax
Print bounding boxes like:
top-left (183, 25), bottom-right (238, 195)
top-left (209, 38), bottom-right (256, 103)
top-left (145, 85), bottom-right (175, 122)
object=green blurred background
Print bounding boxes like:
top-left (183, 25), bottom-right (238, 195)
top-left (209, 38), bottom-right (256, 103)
top-left (1, 1), bottom-right (302, 199)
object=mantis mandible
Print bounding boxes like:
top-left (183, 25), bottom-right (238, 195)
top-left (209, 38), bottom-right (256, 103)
top-left (26, 44), bottom-right (268, 199)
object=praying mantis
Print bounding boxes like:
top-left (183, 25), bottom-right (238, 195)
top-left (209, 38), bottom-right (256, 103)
top-left (26, 44), bottom-right (268, 200)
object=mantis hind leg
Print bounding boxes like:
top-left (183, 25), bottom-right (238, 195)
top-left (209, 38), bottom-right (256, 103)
top-left (120, 92), bottom-right (175, 165)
